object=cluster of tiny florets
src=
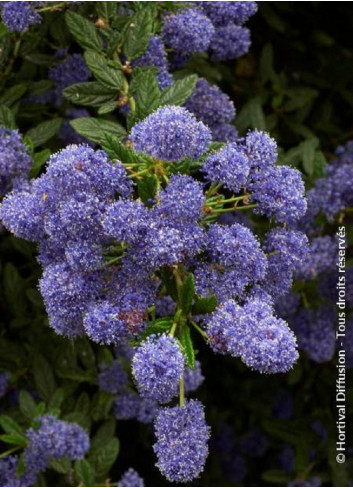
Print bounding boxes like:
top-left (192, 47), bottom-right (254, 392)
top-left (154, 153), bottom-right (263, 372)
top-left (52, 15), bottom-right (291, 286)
top-left (153, 400), bottom-right (210, 482)
top-left (0, 127), bottom-right (32, 197)
top-left (1, 1), bottom-right (41, 32)
top-left (130, 105), bottom-right (211, 162)
top-left (132, 334), bottom-right (184, 404)
top-left (117, 468), bottom-right (144, 487)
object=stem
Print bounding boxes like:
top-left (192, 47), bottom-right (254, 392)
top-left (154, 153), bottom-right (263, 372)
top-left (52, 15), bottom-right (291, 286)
top-left (206, 194), bottom-right (251, 206)
top-left (206, 183), bottom-right (222, 198)
top-left (169, 322), bottom-right (178, 337)
top-left (104, 256), bottom-right (123, 266)
top-left (37, 2), bottom-right (67, 12)
top-left (234, 204), bottom-right (257, 211)
top-left (0, 446), bottom-right (23, 459)
top-left (190, 320), bottom-right (208, 339)
top-left (128, 96), bottom-right (136, 113)
top-left (179, 376), bottom-right (185, 407)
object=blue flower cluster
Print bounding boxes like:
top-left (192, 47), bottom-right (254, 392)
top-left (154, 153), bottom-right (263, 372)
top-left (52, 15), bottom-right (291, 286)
top-left (1, 1), bottom-right (41, 32)
top-left (130, 105), bottom-right (211, 162)
top-left (161, 2), bottom-right (257, 63)
top-left (0, 415), bottom-right (89, 486)
top-left (206, 298), bottom-right (298, 373)
top-left (0, 127), bottom-right (32, 197)
top-left (117, 468), bottom-right (144, 487)
top-left (49, 53), bottom-right (91, 97)
top-left (0, 371), bottom-right (9, 397)
top-left (0, 105), bottom-right (310, 483)
top-left (153, 400), bottom-right (210, 482)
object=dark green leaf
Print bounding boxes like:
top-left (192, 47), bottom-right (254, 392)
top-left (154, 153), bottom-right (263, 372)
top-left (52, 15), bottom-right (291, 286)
top-left (33, 354), bottom-right (56, 402)
top-left (262, 470), bottom-right (289, 483)
top-left (96, 2), bottom-right (118, 22)
top-left (26, 119), bottom-right (62, 147)
top-left (70, 117), bottom-right (127, 144)
top-left (91, 420), bottom-right (116, 451)
top-left (48, 388), bottom-right (64, 412)
top-left (0, 433), bottom-right (27, 445)
top-left (122, 8), bottom-right (154, 60)
top-left (180, 274), bottom-right (195, 315)
top-left (101, 133), bottom-right (141, 162)
top-left (19, 391), bottom-right (36, 420)
top-left (138, 320), bottom-right (172, 341)
top-left (84, 51), bottom-right (124, 90)
top-left (129, 67), bottom-right (161, 122)
top-left (0, 84), bottom-right (27, 107)
top-left (0, 105), bottom-right (16, 128)
top-left (65, 11), bottom-right (103, 52)
top-left (30, 149), bottom-right (50, 178)
top-left (137, 174), bottom-right (158, 205)
top-left (89, 437), bottom-right (120, 478)
top-left (259, 43), bottom-right (275, 84)
top-left (63, 81), bottom-right (117, 107)
top-left (160, 75), bottom-right (198, 107)
top-left (74, 459), bottom-right (95, 487)
top-left (97, 100), bottom-right (118, 114)
top-left (192, 296), bottom-right (217, 315)
top-left (302, 138), bottom-right (319, 175)
top-left (75, 393), bottom-right (90, 414)
top-left (180, 325), bottom-right (195, 369)
top-left (0, 415), bottom-right (24, 437)
top-left (313, 150), bottom-right (327, 178)
top-left (50, 457), bottom-right (71, 475)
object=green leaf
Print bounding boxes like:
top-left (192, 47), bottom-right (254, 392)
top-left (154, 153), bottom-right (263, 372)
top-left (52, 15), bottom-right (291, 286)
top-left (19, 391), bottom-right (36, 420)
top-left (84, 51), bottom-right (124, 90)
top-left (192, 296), bottom-right (217, 315)
top-left (302, 138), bottom-right (319, 175)
top-left (26, 119), bottom-right (62, 147)
top-left (313, 150), bottom-right (327, 178)
top-left (30, 149), bottom-right (50, 178)
top-left (50, 457), bottom-right (71, 475)
top-left (0, 105), bottom-right (16, 128)
top-left (138, 320), bottom-right (172, 341)
top-left (122, 8), bottom-right (154, 60)
top-left (65, 11), bottom-right (103, 52)
top-left (259, 43), bottom-right (275, 84)
top-left (70, 117), bottom-right (127, 144)
top-left (160, 75), bottom-right (198, 107)
top-left (96, 2), bottom-right (118, 22)
top-left (180, 274), bottom-right (195, 315)
top-left (0, 433), bottom-right (27, 446)
top-left (91, 420), bottom-right (116, 451)
top-left (101, 133), bottom-right (141, 162)
top-left (97, 100), bottom-right (118, 115)
top-left (261, 470), bottom-right (289, 483)
top-left (74, 459), bottom-right (95, 487)
top-left (75, 393), bottom-right (90, 415)
top-left (137, 174), bottom-right (158, 205)
top-left (0, 84), bottom-right (26, 107)
top-left (0, 415), bottom-right (24, 437)
top-left (89, 437), bottom-right (120, 478)
top-left (129, 67), bottom-right (161, 122)
top-left (33, 354), bottom-right (56, 402)
top-left (48, 388), bottom-right (64, 412)
top-left (180, 325), bottom-right (195, 369)
top-left (236, 97), bottom-right (266, 132)
top-left (63, 82), bottom-right (117, 107)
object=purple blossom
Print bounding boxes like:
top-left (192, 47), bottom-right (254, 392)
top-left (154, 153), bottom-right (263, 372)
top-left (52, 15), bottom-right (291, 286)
top-left (249, 165), bottom-right (307, 225)
top-left (185, 78), bottom-right (236, 127)
top-left (184, 360), bottom-right (204, 393)
top-left (114, 393), bottom-right (140, 420)
top-left (102, 199), bottom-right (150, 243)
top-left (210, 24), bottom-right (251, 61)
top-left (239, 427), bottom-right (269, 457)
top-left (211, 122), bottom-right (239, 143)
top-left (156, 174), bottom-right (205, 223)
top-left (132, 334), bottom-right (184, 404)
top-left (2, 2), bottom-right (41, 32)
top-left (202, 143), bottom-right (250, 193)
top-left (197, 1), bottom-right (258, 27)
top-left (245, 130), bottom-right (278, 172)
top-left (0, 128), bottom-right (32, 197)
top-left (296, 236), bottom-right (338, 280)
top-left (130, 106), bottom-right (211, 162)
top-left (153, 400), bottom-right (210, 482)
top-left (117, 468), bottom-right (144, 487)
top-left (0, 372), bottom-right (9, 397)
top-left (98, 360), bottom-right (128, 394)
top-left (162, 8), bottom-right (215, 55)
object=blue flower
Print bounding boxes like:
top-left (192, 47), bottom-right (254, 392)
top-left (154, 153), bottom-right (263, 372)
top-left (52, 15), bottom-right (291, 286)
top-left (153, 400), bottom-right (210, 482)
top-left (132, 334), bottom-right (184, 404)
top-left (2, 2), bottom-right (41, 32)
top-left (130, 106), bottom-right (211, 162)
top-left (197, 1), bottom-right (258, 27)
top-left (210, 24), bottom-right (251, 61)
top-left (162, 8), bottom-right (215, 55)
top-left (117, 468), bottom-right (144, 487)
